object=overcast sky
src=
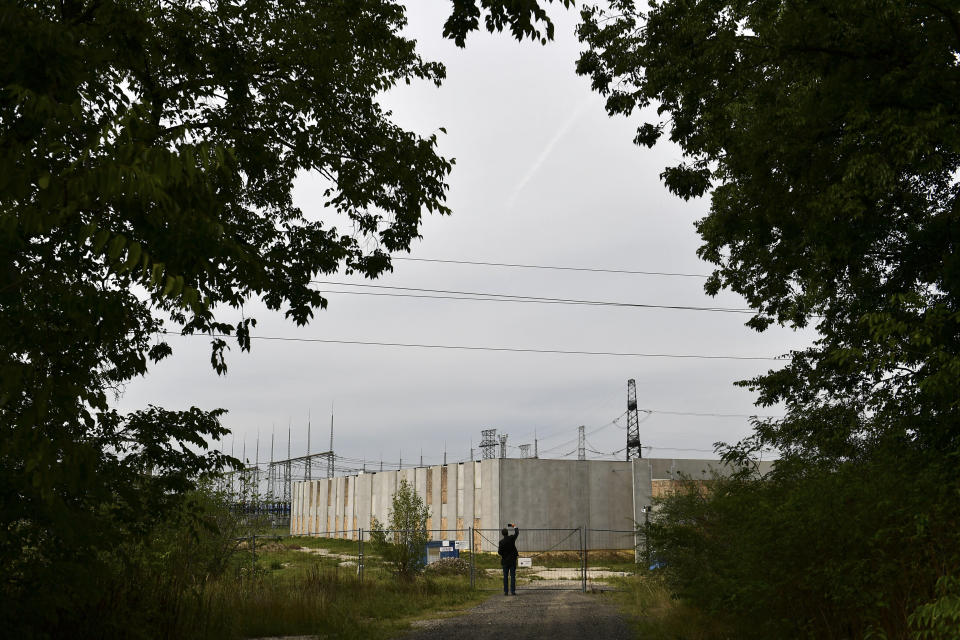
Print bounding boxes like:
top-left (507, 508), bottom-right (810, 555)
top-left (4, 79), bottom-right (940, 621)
top-left (117, 4), bottom-right (815, 469)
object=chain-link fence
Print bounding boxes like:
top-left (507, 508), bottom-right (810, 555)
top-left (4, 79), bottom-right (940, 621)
top-left (585, 528), bottom-right (639, 591)
top-left (233, 526), bottom-right (642, 592)
top-left (473, 528), bottom-right (585, 592)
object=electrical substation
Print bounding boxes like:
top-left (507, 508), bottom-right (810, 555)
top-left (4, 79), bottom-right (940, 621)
top-left (226, 379), bottom-right (772, 546)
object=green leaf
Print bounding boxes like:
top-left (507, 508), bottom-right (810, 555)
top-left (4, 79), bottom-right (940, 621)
top-left (92, 229), bottom-right (111, 253)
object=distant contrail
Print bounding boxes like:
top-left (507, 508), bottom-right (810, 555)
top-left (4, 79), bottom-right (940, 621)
top-left (504, 97), bottom-right (592, 211)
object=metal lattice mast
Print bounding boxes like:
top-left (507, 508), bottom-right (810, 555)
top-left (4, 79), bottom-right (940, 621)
top-left (241, 439), bottom-right (247, 501)
top-left (254, 431), bottom-right (260, 499)
top-left (519, 444), bottom-right (531, 458)
top-left (578, 425), bottom-right (586, 460)
top-left (498, 434), bottom-right (508, 458)
top-left (306, 411), bottom-right (312, 482)
top-left (268, 426), bottom-right (275, 500)
top-left (626, 378), bottom-right (642, 460)
top-left (284, 422), bottom-right (292, 504)
top-left (327, 406), bottom-right (334, 478)
top-left (480, 429), bottom-right (498, 459)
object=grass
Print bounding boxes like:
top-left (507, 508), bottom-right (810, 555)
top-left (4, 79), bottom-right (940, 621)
top-left (167, 536), bottom-right (490, 639)
top-left (601, 572), bottom-right (729, 640)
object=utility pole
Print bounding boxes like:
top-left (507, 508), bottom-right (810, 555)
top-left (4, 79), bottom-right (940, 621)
top-left (306, 410), bottom-right (312, 482)
top-left (328, 404), bottom-right (334, 479)
top-left (578, 425), bottom-right (586, 461)
top-left (269, 425), bottom-right (275, 501)
top-left (626, 379), bottom-right (642, 460)
top-left (534, 429), bottom-right (538, 459)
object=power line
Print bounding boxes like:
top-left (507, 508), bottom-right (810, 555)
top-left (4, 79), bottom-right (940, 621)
top-left (159, 331), bottom-right (784, 362)
top-left (646, 445), bottom-right (718, 453)
top-left (391, 256), bottom-right (710, 278)
top-left (311, 281), bottom-right (752, 314)
top-left (641, 408), bottom-right (782, 419)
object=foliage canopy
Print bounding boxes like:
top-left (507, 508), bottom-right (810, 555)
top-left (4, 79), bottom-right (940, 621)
top-left (576, 1), bottom-right (960, 636)
top-left (1, 0), bottom-right (564, 634)
top-left (577, 0), bottom-right (960, 455)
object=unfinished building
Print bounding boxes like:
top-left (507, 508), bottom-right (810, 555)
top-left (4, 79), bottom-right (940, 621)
top-left (289, 457), bottom-right (769, 551)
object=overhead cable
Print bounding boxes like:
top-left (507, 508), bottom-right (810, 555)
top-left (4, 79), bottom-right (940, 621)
top-left (641, 408), bottom-right (782, 419)
top-left (311, 280), bottom-right (752, 314)
top-left (390, 256), bottom-right (710, 278)
top-left (159, 331), bottom-right (783, 361)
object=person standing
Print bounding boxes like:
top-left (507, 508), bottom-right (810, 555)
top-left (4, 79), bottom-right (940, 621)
top-left (498, 523), bottom-right (520, 595)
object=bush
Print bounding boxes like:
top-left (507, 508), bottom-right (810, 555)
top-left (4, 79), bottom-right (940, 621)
top-left (424, 558), bottom-right (470, 577)
top-left (649, 446), bottom-right (960, 639)
top-left (369, 480), bottom-right (431, 580)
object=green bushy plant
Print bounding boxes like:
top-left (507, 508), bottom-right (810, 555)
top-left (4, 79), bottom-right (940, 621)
top-left (649, 447), bottom-right (960, 639)
top-left (369, 480), bottom-right (431, 580)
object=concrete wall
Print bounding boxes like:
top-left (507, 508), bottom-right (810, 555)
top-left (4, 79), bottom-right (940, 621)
top-left (290, 460), bottom-right (502, 546)
top-left (497, 459), bottom-right (633, 529)
top-left (291, 457), bottom-right (772, 550)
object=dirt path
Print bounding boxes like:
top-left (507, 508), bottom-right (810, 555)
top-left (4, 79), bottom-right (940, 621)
top-left (396, 590), bottom-right (633, 640)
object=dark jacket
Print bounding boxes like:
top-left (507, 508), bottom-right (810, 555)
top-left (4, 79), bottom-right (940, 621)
top-left (498, 528), bottom-right (520, 567)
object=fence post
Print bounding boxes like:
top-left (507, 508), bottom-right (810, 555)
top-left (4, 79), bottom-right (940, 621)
top-left (579, 527), bottom-right (586, 593)
top-left (644, 506), bottom-right (651, 569)
top-left (469, 526), bottom-right (475, 590)
top-left (584, 527), bottom-right (589, 592)
top-left (359, 528), bottom-right (364, 583)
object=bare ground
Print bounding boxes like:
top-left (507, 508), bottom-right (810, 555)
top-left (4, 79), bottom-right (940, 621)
top-left (395, 590), bottom-right (633, 640)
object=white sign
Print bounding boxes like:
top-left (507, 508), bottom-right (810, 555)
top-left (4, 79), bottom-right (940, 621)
top-left (518, 557), bottom-right (532, 568)
top-left (441, 540), bottom-right (450, 547)
top-left (454, 540), bottom-right (467, 550)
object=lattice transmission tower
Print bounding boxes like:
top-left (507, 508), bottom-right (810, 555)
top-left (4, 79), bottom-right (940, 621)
top-left (479, 429), bottom-right (498, 459)
top-left (578, 425), bottom-right (586, 460)
top-left (626, 378), bottom-right (642, 460)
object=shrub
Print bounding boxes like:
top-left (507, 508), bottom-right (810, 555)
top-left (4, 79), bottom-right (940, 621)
top-left (369, 480), bottom-right (431, 579)
top-left (424, 558), bottom-right (470, 577)
top-left (649, 447), bottom-right (960, 639)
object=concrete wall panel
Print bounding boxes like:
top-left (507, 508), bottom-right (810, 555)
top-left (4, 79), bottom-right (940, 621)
top-left (289, 457), bottom-right (765, 548)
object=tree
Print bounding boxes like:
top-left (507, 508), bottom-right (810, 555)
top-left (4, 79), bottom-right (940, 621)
top-left (0, 0), bottom-right (566, 634)
top-left (576, 0), bottom-right (960, 455)
top-left (575, 1), bottom-right (960, 635)
top-left (370, 479), bottom-right (431, 579)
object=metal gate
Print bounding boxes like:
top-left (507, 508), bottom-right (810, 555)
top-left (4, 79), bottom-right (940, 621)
top-left (470, 528), bottom-right (585, 592)
top-left (584, 528), bottom-right (640, 591)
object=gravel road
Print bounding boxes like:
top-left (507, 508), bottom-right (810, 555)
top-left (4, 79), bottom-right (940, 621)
top-left (396, 590), bottom-right (634, 640)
